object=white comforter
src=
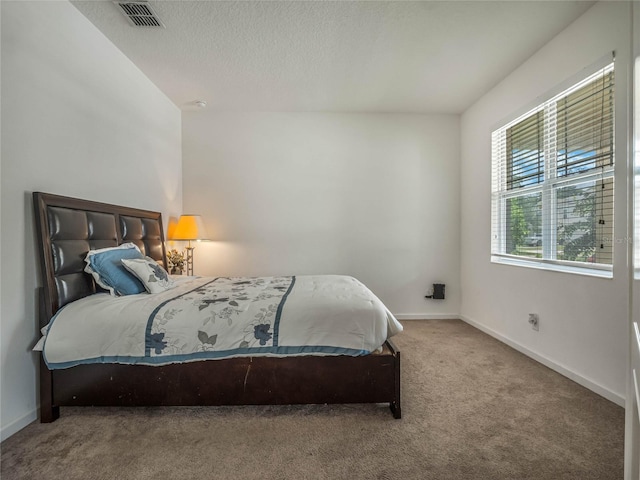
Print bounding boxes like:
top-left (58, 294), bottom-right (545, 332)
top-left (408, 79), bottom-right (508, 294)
top-left (39, 275), bottom-right (403, 369)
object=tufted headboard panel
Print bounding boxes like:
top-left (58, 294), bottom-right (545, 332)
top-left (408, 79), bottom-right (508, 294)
top-left (34, 192), bottom-right (167, 323)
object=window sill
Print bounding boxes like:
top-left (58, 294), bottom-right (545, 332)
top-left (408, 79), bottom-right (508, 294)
top-left (491, 255), bottom-right (613, 279)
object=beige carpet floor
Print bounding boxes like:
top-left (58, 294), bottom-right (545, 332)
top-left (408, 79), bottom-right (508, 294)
top-left (1, 320), bottom-right (624, 480)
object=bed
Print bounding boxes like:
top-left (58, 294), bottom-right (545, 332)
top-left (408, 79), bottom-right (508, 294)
top-left (33, 192), bottom-right (402, 422)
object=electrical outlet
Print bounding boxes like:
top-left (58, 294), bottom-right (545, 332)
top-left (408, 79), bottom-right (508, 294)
top-left (528, 313), bottom-right (539, 331)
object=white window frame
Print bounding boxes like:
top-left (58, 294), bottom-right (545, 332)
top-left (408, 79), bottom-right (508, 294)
top-left (491, 61), bottom-right (615, 278)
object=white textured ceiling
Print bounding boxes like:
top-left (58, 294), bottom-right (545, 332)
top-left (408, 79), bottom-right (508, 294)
top-left (72, 1), bottom-right (594, 113)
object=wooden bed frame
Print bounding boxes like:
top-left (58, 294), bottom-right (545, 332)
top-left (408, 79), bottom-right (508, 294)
top-left (33, 192), bottom-right (401, 422)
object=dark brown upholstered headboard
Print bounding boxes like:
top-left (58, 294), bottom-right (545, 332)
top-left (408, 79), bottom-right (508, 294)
top-left (33, 192), bottom-right (167, 324)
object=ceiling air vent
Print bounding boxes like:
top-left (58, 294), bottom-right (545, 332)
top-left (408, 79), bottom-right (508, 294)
top-left (114, 1), bottom-right (165, 28)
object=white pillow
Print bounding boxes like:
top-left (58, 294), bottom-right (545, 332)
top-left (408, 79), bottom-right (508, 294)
top-left (121, 256), bottom-right (175, 294)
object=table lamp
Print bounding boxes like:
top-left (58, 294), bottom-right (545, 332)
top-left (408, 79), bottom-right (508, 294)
top-left (169, 214), bottom-right (209, 275)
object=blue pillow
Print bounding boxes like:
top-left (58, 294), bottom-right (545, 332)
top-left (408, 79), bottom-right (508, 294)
top-left (84, 244), bottom-right (146, 296)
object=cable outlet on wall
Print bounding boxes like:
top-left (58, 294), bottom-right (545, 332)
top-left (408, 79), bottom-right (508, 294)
top-left (528, 313), bottom-right (539, 331)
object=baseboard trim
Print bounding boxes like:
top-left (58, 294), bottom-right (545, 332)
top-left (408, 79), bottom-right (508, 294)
top-left (394, 314), bottom-right (460, 320)
top-left (459, 314), bottom-right (625, 407)
top-left (1, 408), bottom-right (37, 442)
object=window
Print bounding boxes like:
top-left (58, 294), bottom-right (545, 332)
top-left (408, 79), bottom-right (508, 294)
top-left (491, 63), bottom-right (614, 274)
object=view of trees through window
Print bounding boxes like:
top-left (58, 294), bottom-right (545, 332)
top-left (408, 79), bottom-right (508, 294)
top-left (505, 195), bottom-right (541, 257)
top-left (505, 180), bottom-right (613, 263)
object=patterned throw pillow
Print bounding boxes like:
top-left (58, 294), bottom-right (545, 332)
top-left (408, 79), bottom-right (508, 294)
top-left (121, 256), bottom-right (175, 294)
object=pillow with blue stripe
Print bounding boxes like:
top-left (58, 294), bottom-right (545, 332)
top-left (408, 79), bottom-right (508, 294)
top-left (84, 243), bottom-right (146, 296)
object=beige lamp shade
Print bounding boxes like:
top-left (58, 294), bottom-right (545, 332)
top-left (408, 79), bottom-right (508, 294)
top-left (170, 215), bottom-right (209, 241)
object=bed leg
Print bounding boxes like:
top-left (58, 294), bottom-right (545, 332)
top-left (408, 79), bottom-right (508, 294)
top-left (390, 401), bottom-right (402, 419)
top-left (40, 356), bottom-right (58, 423)
top-left (41, 405), bottom-right (60, 423)
top-left (391, 345), bottom-right (401, 419)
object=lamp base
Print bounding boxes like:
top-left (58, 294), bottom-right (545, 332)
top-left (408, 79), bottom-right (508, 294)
top-left (185, 246), bottom-right (195, 276)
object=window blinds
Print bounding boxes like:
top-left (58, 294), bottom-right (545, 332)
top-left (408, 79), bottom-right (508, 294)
top-left (491, 62), bottom-right (615, 269)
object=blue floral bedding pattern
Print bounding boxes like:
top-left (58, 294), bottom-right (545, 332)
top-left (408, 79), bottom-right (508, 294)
top-left (145, 276), bottom-right (295, 361)
top-left (39, 275), bottom-right (404, 368)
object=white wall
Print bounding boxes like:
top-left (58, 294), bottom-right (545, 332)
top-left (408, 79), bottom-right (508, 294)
top-left (0, 1), bottom-right (182, 440)
top-left (460, 1), bottom-right (632, 405)
top-left (182, 112), bottom-right (460, 318)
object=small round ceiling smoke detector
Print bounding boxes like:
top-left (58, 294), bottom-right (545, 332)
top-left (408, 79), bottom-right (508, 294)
top-left (195, 100), bottom-right (207, 108)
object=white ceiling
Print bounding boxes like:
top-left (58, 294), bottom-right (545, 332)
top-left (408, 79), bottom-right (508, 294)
top-left (72, 1), bottom-right (595, 114)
